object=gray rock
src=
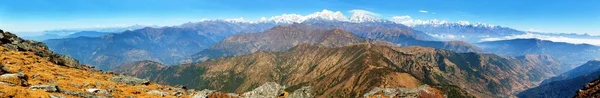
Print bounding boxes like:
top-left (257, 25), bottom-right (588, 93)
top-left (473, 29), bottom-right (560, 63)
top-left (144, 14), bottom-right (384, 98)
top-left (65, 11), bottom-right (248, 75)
top-left (29, 85), bottom-right (60, 92)
top-left (242, 82), bottom-right (286, 98)
top-left (146, 90), bottom-right (168, 97)
top-left (87, 88), bottom-right (110, 95)
top-left (363, 85), bottom-right (430, 98)
top-left (49, 94), bottom-right (65, 98)
top-left (110, 75), bottom-right (149, 85)
top-left (60, 90), bottom-right (94, 98)
top-left (0, 81), bottom-right (15, 86)
top-left (0, 72), bottom-right (27, 86)
top-left (289, 86), bottom-right (313, 98)
top-left (192, 89), bottom-right (215, 98)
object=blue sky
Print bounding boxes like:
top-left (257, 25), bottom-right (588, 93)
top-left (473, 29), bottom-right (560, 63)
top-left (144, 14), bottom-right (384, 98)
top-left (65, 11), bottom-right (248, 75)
top-left (1, 0), bottom-right (599, 34)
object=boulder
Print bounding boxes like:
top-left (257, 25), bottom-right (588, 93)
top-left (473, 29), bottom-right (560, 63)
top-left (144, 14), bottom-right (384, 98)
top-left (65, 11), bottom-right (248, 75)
top-left (110, 75), bottom-right (149, 85)
top-left (0, 72), bottom-right (27, 86)
top-left (192, 89), bottom-right (215, 98)
top-left (242, 82), bottom-right (286, 98)
top-left (29, 85), bottom-right (60, 92)
top-left (146, 90), bottom-right (168, 97)
top-left (289, 86), bottom-right (313, 98)
top-left (49, 94), bottom-right (65, 98)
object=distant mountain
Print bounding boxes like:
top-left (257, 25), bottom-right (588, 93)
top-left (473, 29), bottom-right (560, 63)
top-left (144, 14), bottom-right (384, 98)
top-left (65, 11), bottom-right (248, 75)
top-left (22, 25), bottom-right (155, 41)
top-left (303, 21), bottom-right (482, 53)
top-left (115, 44), bottom-right (561, 97)
top-left (412, 23), bottom-right (523, 43)
top-left (518, 60), bottom-right (600, 98)
top-left (190, 23), bottom-right (392, 62)
top-left (191, 23), bottom-right (481, 63)
top-left (477, 38), bottom-right (600, 69)
top-left (45, 21), bottom-right (276, 70)
top-left (65, 31), bottom-right (111, 38)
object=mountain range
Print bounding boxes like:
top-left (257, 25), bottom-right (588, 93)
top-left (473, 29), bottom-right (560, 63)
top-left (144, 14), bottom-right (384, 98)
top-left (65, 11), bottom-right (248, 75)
top-left (477, 38), bottom-right (600, 69)
top-left (45, 22), bottom-right (275, 70)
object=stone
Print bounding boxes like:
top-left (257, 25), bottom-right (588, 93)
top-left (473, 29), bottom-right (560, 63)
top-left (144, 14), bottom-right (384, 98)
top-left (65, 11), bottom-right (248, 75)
top-left (29, 85), bottom-right (60, 92)
top-left (86, 88), bottom-right (110, 95)
top-left (49, 94), bottom-right (65, 98)
top-left (0, 72), bottom-right (27, 86)
top-left (192, 89), bottom-right (215, 98)
top-left (242, 82), bottom-right (286, 98)
top-left (110, 75), bottom-right (150, 85)
top-left (60, 90), bottom-right (94, 98)
top-left (289, 86), bottom-right (313, 98)
top-left (146, 90), bottom-right (168, 97)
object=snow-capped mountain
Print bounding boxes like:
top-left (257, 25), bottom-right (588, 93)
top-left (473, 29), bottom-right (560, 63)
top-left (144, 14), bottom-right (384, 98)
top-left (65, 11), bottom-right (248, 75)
top-left (216, 9), bottom-right (387, 24)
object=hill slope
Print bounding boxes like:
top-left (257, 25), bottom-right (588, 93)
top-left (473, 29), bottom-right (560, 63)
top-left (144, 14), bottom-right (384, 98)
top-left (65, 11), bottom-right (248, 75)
top-left (0, 30), bottom-right (191, 97)
top-left (117, 43), bottom-right (561, 97)
top-left (518, 60), bottom-right (600, 98)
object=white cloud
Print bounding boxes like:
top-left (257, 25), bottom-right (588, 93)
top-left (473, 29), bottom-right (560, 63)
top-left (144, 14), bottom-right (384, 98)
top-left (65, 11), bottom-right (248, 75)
top-left (348, 9), bottom-right (380, 16)
top-left (481, 33), bottom-right (600, 46)
top-left (527, 28), bottom-right (545, 32)
top-left (419, 10), bottom-right (429, 13)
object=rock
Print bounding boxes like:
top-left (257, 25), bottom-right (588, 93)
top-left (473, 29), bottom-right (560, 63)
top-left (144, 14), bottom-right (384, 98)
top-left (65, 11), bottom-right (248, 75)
top-left (110, 75), bottom-right (149, 85)
top-left (49, 94), bottom-right (65, 98)
top-left (0, 30), bottom-right (84, 69)
top-left (60, 90), bottom-right (94, 98)
top-left (172, 91), bottom-right (183, 96)
top-left (0, 81), bottom-right (15, 86)
top-left (289, 86), bottom-right (313, 98)
top-left (192, 89), bottom-right (215, 98)
top-left (242, 82), bottom-right (286, 98)
top-left (0, 64), bottom-right (6, 74)
top-left (86, 88), bottom-right (110, 95)
top-left (146, 90), bottom-right (168, 97)
top-left (0, 72), bottom-right (27, 86)
top-left (29, 85), bottom-right (60, 92)
top-left (363, 85), bottom-right (430, 98)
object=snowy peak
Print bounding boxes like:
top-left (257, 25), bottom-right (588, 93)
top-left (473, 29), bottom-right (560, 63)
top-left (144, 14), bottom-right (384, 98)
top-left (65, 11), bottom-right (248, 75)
top-left (349, 10), bottom-right (382, 23)
top-left (305, 9), bottom-right (348, 21)
top-left (203, 9), bottom-right (495, 28)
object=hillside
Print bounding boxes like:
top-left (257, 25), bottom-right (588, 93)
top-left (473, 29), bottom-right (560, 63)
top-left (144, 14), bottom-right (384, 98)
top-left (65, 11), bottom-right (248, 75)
top-left (518, 60), bottom-right (600, 98)
top-left (575, 77), bottom-right (600, 98)
top-left (117, 43), bottom-right (561, 98)
top-left (0, 30), bottom-right (192, 97)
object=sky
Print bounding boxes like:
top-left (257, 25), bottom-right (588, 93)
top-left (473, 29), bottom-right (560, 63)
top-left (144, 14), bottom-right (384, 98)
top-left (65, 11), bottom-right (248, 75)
top-left (0, 0), bottom-right (599, 35)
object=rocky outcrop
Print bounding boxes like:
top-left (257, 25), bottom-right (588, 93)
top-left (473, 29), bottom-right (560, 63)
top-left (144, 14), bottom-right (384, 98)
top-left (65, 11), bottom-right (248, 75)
top-left (29, 85), bottom-right (60, 92)
top-left (363, 85), bottom-right (443, 98)
top-left (0, 29), bottom-right (84, 69)
top-left (110, 75), bottom-right (150, 85)
top-left (0, 72), bottom-right (27, 86)
top-left (242, 82), bottom-right (286, 98)
top-left (190, 82), bottom-right (311, 98)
